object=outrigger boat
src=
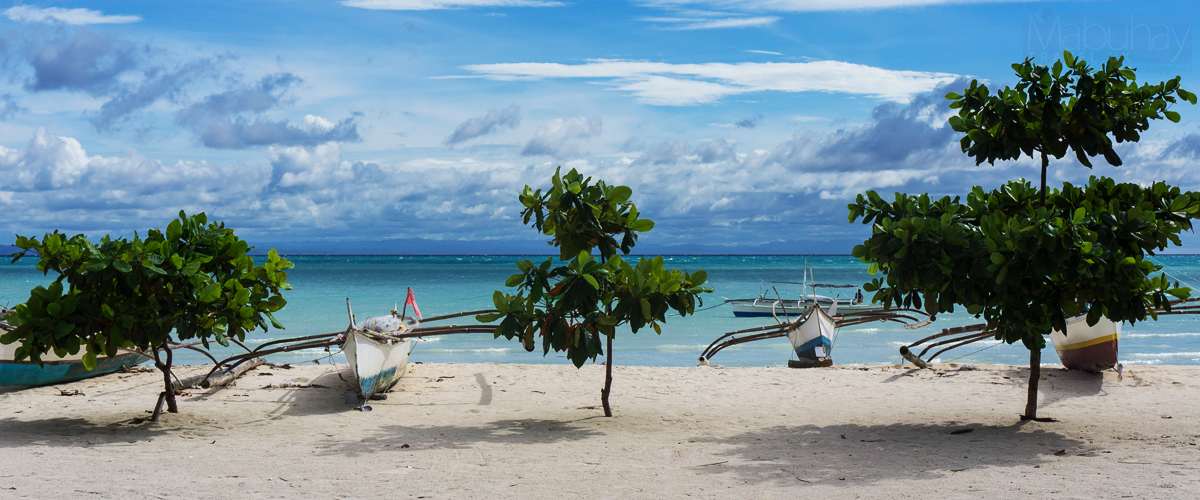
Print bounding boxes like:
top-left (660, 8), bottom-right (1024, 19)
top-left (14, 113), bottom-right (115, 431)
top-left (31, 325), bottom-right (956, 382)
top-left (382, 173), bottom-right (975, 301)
top-left (1, 307), bottom-right (148, 386)
top-left (202, 301), bottom-right (499, 410)
top-left (1049, 315), bottom-right (1120, 372)
top-left (899, 298), bottom-right (1200, 372)
top-left (725, 268), bottom-right (882, 318)
top-left (700, 301), bottom-right (932, 368)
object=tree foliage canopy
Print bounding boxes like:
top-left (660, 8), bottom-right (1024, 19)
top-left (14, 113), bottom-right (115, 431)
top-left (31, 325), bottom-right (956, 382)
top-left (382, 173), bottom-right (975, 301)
top-left (2, 211), bottom-right (292, 369)
top-left (947, 51), bottom-right (1196, 168)
top-left (478, 168), bottom-right (712, 367)
top-left (848, 177), bottom-right (1198, 350)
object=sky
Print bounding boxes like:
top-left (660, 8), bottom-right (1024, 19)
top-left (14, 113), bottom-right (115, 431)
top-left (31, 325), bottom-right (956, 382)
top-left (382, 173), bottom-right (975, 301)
top-left (0, 0), bottom-right (1197, 254)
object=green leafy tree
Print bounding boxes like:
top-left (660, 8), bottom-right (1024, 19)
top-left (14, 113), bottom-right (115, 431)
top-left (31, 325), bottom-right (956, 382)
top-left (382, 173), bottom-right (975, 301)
top-left (947, 51), bottom-right (1195, 201)
top-left (852, 51), bottom-right (1196, 420)
top-left (3, 211), bottom-right (292, 419)
top-left (479, 168), bottom-right (712, 416)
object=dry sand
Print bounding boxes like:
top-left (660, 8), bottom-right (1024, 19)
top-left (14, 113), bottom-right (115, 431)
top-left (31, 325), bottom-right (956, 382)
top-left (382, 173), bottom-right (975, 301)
top-left (2, 361), bottom-right (1199, 499)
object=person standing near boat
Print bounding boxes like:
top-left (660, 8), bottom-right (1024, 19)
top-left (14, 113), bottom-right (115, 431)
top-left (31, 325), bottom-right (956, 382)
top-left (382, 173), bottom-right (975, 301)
top-left (854, 288), bottom-right (864, 305)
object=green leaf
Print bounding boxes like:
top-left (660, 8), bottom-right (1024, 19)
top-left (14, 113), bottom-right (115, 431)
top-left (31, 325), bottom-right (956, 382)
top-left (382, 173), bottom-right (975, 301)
top-left (1165, 110), bottom-right (1181, 123)
top-left (505, 274), bottom-right (524, 287)
top-left (1073, 207), bottom-right (1086, 223)
top-left (197, 282), bottom-right (222, 303)
top-left (112, 259), bottom-right (132, 273)
top-left (476, 313), bottom-right (504, 323)
top-left (82, 350), bottom-right (96, 371)
top-left (628, 219), bottom-right (655, 232)
top-left (264, 310), bottom-right (285, 330)
top-left (609, 186), bottom-right (632, 204)
top-left (582, 274), bottom-right (599, 289)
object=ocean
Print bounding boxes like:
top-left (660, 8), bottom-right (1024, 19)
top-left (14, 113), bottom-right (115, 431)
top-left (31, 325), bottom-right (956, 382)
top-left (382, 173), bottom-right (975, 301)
top-left (3, 255), bottom-right (1200, 368)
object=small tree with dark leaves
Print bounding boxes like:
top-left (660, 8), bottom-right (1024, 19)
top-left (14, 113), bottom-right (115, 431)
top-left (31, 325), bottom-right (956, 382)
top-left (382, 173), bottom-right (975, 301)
top-left (478, 168), bottom-right (712, 416)
top-left (852, 51), bottom-right (1195, 420)
top-left (3, 211), bottom-right (291, 419)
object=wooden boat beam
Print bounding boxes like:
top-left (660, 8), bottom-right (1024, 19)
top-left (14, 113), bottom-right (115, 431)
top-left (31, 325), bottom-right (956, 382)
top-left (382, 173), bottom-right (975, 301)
top-left (701, 329), bottom-right (789, 362)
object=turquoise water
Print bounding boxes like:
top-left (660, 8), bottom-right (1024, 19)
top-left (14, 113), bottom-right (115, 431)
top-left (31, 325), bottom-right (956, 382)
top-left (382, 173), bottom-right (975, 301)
top-left (3, 255), bottom-right (1200, 367)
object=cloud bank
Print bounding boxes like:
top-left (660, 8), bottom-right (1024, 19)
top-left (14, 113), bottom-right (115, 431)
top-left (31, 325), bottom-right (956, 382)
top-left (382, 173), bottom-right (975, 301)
top-left (522, 116), bottom-right (603, 159)
top-left (4, 6), bottom-right (141, 25)
top-left (460, 59), bottom-right (961, 105)
top-left (640, 0), bottom-right (1029, 12)
top-left (342, 0), bottom-right (563, 10)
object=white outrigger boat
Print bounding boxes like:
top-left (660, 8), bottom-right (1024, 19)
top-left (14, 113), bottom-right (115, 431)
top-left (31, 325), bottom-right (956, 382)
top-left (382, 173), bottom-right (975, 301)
top-left (343, 309), bottom-right (419, 407)
top-left (701, 299), bottom-right (932, 368)
top-left (725, 267), bottom-right (882, 318)
top-left (784, 303), bottom-right (837, 367)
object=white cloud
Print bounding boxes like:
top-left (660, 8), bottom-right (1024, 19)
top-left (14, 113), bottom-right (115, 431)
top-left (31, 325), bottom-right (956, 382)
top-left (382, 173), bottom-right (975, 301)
top-left (0, 128), bottom-right (266, 234)
top-left (445, 105), bottom-right (522, 146)
top-left (460, 59), bottom-right (961, 105)
top-left (643, 16), bottom-right (779, 29)
top-left (745, 49), bottom-right (783, 55)
top-left (4, 6), bottom-right (141, 25)
top-left (342, 0), bottom-right (563, 10)
top-left (522, 116), bottom-right (603, 159)
top-left (640, 0), bottom-right (1034, 12)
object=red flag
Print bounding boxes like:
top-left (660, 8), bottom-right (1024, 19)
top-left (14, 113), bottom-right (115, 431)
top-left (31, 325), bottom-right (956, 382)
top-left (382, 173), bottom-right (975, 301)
top-left (405, 287), bottom-right (422, 319)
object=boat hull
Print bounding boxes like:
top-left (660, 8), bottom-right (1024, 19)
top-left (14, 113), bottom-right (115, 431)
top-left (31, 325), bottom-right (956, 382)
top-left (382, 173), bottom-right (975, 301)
top-left (0, 351), bottom-right (146, 386)
top-left (786, 306), bottom-right (835, 365)
top-left (1050, 316), bottom-right (1120, 373)
top-left (344, 329), bottom-right (412, 399)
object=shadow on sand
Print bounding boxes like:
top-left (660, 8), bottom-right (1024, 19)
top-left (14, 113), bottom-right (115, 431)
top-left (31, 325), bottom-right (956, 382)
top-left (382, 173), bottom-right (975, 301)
top-left (688, 421), bottom-right (1088, 486)
top-left (312, 417), bottom-right (606, 457)
top-left (0, 416), bottom-right (174, 448)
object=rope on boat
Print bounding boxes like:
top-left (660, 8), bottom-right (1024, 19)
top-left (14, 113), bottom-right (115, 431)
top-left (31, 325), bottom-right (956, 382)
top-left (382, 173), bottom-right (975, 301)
top-left (1146, 256), bottom-right (1200, 292)
top-left (940, 340), bottom-right (1004, 364)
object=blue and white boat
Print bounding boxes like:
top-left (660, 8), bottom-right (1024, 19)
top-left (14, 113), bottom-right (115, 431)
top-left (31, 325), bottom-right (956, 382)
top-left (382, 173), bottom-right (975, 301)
top-left (342, 311), bottom-right (419, 404)
top-left (785, 304), bottom-right (837, 368)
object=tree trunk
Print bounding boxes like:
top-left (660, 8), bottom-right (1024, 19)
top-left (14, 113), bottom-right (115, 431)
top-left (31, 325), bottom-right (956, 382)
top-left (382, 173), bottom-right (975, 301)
top-left (1022, 347), bottom-right (1040, 419)
top-left (1040, 150), bottom-right (1049, 206)
top-left (152, 341), bottom-right (178, 421)
top-left (601, 334), bottom-right (613, 417)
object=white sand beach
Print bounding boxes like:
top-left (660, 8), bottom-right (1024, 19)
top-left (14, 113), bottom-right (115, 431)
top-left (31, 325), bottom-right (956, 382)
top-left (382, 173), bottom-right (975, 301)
top-left (2, 362), bottom-right (1198, 499)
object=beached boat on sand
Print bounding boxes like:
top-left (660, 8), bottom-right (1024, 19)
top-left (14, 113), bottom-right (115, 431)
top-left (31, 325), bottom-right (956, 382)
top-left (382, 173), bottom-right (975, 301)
top-left (0, 307), bottom-right (147, 386)
top-left (784, 304), bottom-right (836, 368)
top-left (1050, 315), bottom-right (1119, 373)
top-left (900, 316), bottom-right (1121, 372)
top-left (343, 312), bottom-right (419, 404)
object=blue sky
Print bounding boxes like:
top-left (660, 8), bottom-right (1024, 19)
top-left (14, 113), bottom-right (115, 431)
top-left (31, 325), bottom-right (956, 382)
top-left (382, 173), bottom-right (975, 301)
top-left (0, 0), bottom-right (1197, 254)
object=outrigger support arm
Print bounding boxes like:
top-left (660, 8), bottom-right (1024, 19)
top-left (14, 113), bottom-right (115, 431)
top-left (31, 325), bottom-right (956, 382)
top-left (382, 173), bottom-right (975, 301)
top-left (899, 323), bottom-right (994, 368)
top-left (699, 307), bottom-right (933, 364)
